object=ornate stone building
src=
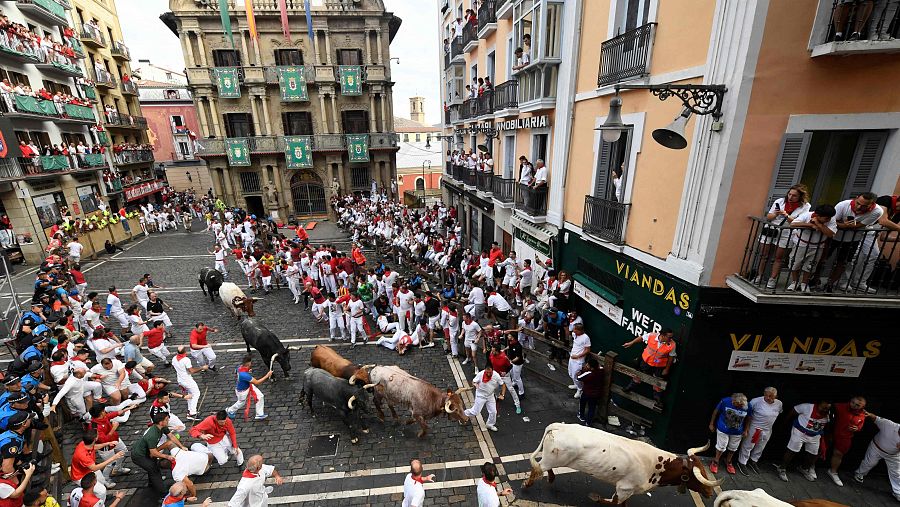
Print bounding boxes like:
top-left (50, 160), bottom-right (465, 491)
top-left (164, 0), bottom-right (401, 220)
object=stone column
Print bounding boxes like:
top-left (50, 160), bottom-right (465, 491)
top-left (379, 94), bottom-right (386, 133)
top-left (324, 30), bottom-right (333, 65)
top-left (334, 160), bottom-right (346, 194)
top-left (249, 95), bottom-right (263, 136)
top-left (376, 29), bottom-right (384, 65)
top-left (196, 32), bottom-right (208, 66)
top-left (196, 98), bottom-right (209, 137)
top-left (222, 167), bottom-right (237, 205)
top-left (330, 95), bottom-right (339, 134)
top-left (260, 95), bottom-right (273, 135)
top-left (252, 33), bottom-right (262, 66)
top-left (181, 33), bottom-right (195, 67)
top-left (318, 93), bottom-right (329, 134)
top-left (208, 97), bottom-right (223, 138)
top-left (210, 167), bottom-right (223, 197)
top-left (368, 94), bottom-right (377, 132)
top-left (364, 30), bottom-right (372, 65)
top-left (272, 164), bottom-right (288, 219)
top-left (240, 30), bottom-right (251, 66)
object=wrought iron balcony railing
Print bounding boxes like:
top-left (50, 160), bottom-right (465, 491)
top-left (515, 183), bottom-right (548, 217)
top-left (583, 195), bottom-right (629, 244)
top-left (598, 22), bottom-right (657, 87)
top-left (450, 36), bottom-right (464, 60)
top-left (462, 21), bottom-right (478, 50)
top-left (478, 0), bottom-right (498, 34)
top-left (494, 80), bottom-right (518, 110)
top-left (491, 176), bottom-right (516, 203)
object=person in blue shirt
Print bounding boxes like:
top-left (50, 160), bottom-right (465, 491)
top-left (0, 376), bottom-right (22, 408)
top-left (544, 307), bottom-right (568, 362)
top-left (708, 392), bottom-right (752, 475)
top-left (408, 273), bottom-right (423, 291)
top-left (0, 410), bottom-right (30, 474)
top-left (20, 303), bottom-right (45, 327)
top-left (19, 334), bottom-right (47, 364)
top-left (225, 355), bottom-right (272, 421)
top-left (440, 283), bottom-right (457, 300)
top-left (0, 392), bottom-right (30, 431)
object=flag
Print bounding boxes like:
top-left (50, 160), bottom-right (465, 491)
top-left (346, 134), bottom-right (369, 163)
top-left (245, 0), bottom-right (258, 40)
top-left (305, 0), bottom-right (314, 43)
top-left (226, 138), bottom-right (251, 166)
top-left (214, 68), bottom-right (241, 98)
top-left (218, 0), bottom-right (234, 49)
top-left (339, 66), bottom-right (362, 95)
top-left (278, 0), bottom-right (291, 42)
top-left (277, 66), bottom-right (308, 101)
top-left (284, 136), bottom-right (313, 168)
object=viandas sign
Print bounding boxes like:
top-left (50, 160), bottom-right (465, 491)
top-left (215, 67), bottom-right (241, 98)
top-left (284, 136), bottom-right (313, 168)
top-left (277, 66), bottom-right (308, 101)
top-left (339, 65), bottom-right (363, 96)
top-left (346, 134), bottom-right (369, 162)
top-left (226, 138), bottom-right (251, 166)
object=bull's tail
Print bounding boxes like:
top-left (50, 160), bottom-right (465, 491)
top-left (523, 424), bottom-right (555, 488)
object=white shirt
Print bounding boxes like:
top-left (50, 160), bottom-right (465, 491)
top-left (90, 359), bottom-right (125, 388)
top-left (519, 163), bottom-right (533, 185)
top-left (106, 293), bottom-right (124, 314)
top-left (172, 354), bottom-right (196, 385)
top-left (132, 284), bottom-right (149, 304)
top-left (570, 332), bottom-right (591, 361)
top-left (402, 474), bottom-right (426, 507)
top-left (872, 417), bottom-right (900, 454)
top-left (462, 320), bottom-right (482, 343)
top-left (472, 370), bottom-right (502, 398)
top-left (398, 290), bottom-right (416, 311)
top-left (468, 287), bottom-right (485, 305)
top-left (67, 241), bottom-right (84, 257)
top-left (91, 337), bottom-right (120, 361)
top-left (171, 448), bottom-right (210, 482)
top-left (533, 165), bottom-right (548, 184)
top-left (486, 293), bottom-right (511, 312)
top-left (476, 478), bottom-right (501, 507)
top-left (833, 199), bottom-right (885, 242)
top-left (519, 267), bottom-right (533, 288)
top-left (790, 211), bottom-right (837, 247)
top-left (794, 403), bottom-right (830, 434)
top-left (747, 396), bottom-right (783, 430)
top-left (347, 299), bottom-right (365, 318)
top-left (228, 464), bottom-right (275, 507)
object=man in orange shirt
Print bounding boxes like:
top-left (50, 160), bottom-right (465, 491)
top-left (189, 410), bottom-right (244, 467)
top-left (827, 396), bottom-right (868, 486)
top-left (70, 430), bottom-right (125, 502)
top-left (295, 224), bottom-right (309, 245)
top-left (189, 322), bottom-right (218, 371)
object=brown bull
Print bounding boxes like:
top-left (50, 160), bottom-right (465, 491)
top-left (309, 345), bottom-right (374, 385)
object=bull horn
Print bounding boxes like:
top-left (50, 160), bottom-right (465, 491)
top-left (692, 466), bottom-right (724, 487)
top-left (348, 373), bottom-right (358, 385)
top-left (444, 399), bottom-right (454, 414)
top-left (361, 364), bottom-right (376, 370)
top-left (687, 441), bottom-right (710, 456)
top-left (232, 296), bottom-right (244, 305)
top-left (347, 395), bottom-right (357, 409)
top-left (362, 383), bottom-right (377, 390)
top-left (269, 353), bottom-right (279, 371)
top-left (454, 386), bottom-right (474, 395)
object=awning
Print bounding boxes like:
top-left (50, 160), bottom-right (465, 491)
top-left (125, 180), bottom-right (166, 202)
top-left (510, 214), bottom-right (557, 243)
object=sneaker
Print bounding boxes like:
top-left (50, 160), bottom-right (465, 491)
top-left (113, 467), bottom-right (132, 475)
top-left (850, 283), bottom-right (878, 294)
top-left (736, 462), bottom-right (749, 476)
top-left (264, 486), bottom-right (274, 494)
top-left (800, 283), bottom-right (811, 294)
top-left (834, 31), bottom-right (844, 41)
top-left (461, 358), bottom-right (469, 365)
top-left (827, 469), bottom-right (843, 486)
top-left (486, 425), bottom-right (498, 432)
top-left (577, 413), bottom-right (585, 422)
top-left (726, 464), bottom-right (736, 475)
top-left (775, 465), bottom-right (789, 482)
top-left (849, 31), bottom-right (861, 40)
top-left (515, 407), bottom-right (522, 414)
top-left (800, 467), bottom-right (816, 482)
top-left (747, 460), bottom-right (760, 474)
top-left (574, 390), bottom-right (582, 399)
top-left (853, 473), bottom-right (864, 484)
top-left (226, 411), bottom-right (236, 419)
top-left (236, 449), bottom-right (245, 466)
top-left (421, 342), bottom-right (435, 348)
top-left (786, 281), bottom-right (797, 292)
top-left (186, 413), bottom-right (200, 421)
top-left (766, 278), bottom-right (777, 289)
top-left (255, 414), bottom-right (269, 421)
top-left (709, 461), bottom-right (719, 474)
top-left (752, 275), bottom-right (762, 284)
top-left (567, 384), bottom-right (577, 390)
top-left (105, 481), bottom-right (117, 489)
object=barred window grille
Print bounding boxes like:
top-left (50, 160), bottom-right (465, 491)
top-left (350, 167), bottom-right (370, 190)
top-left (239, 171), bottom-right (261, 193)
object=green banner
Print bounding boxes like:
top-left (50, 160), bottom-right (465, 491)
top-left (84, 153), bottom-right (105, 167)
top-left (67, 36), bottom-right (84, 56)
top-left (40, 155), bottom-right (69, 171)
top-left (13, 95), bottom-right (41, 114)
top-left (346, 134), bottom-right (369, 163)
top-left (39, 99), bottom-right (59, 116)
top-left (33, 0), bottom-right (66, 19)
top-left (339, 65), bottom-right (363, 96)
top-left (97, 131), bottom-right (110, 146)
top-left (51, 61), bottom-right (82, 76)
top-left (65, 104), bottom-right (94, 120)
top-left (214, 67), bottom-right (241, 98)
top-left (226, 138), bottom-right (251, 166)
top-left (284, 136), bottom-right (313, 168)
top-left (0, 45), bottom-right (39, 61)
top-left (277, 66), bottom-right (308, 102)
top-left (218, 0), bottom-right (235, 49)
top-left (81, 85), bottom-right (96, 100)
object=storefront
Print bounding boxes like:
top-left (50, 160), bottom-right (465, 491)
top-left (511, 215), bottom-right (556, 283)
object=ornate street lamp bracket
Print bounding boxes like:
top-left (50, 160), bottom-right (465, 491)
top-left (615, 84), bottom-right (728, 119)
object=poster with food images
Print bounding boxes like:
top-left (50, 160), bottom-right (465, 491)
top-left (727, 351), bottom-right (865, 378)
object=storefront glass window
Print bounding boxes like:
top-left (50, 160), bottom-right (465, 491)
top-left (33, 192), bottom-right (67, 229)
top-left (77, 185), bottom-right (100, 214)
top-left (470, 207), bottom-right (480, 253)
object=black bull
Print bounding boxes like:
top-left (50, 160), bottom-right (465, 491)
top-left (299, 367), bottom-right (370, 443)
top-left (239, 318), bottom-right (291, 377)
top-left (198, 267), bottom-right (224, 302)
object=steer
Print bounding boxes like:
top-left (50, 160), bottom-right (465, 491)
top-left (299, 367), bottom-right (370, 444)
top-left (198, 267), bottom-right (224, 302)
top-left (219, 282), bottom-right (257, 319)
top-left (714, 489), bottom-right (848, 507)
top-left (309, 345), bottom-right (374, 385)
top-left (523, 423), bottom-right (722, 505)
top-left (362, 365), bottom-right (470, 438)
top-left (240, 318), bottom-right (291, 378)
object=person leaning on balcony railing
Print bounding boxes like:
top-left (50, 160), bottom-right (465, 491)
top-left (753, 184), bottom-right (811, 289)
top-left (846, 195), bottom-right (900, 293)
top-left (832, 0), bottom-right (875, 41)
top-left (484, 77), bottom-right (494, 93)
top-left (786, 204), bottom-right (837, 294)
top-left (820, 192), bottom-right (884, 293)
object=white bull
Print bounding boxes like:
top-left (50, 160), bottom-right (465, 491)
top-left (219, 282), bottom-right (258, 319)
top-left (522, 423), bottom-right (722, 505)
top-left (714, 489), bottom-right (793, 507)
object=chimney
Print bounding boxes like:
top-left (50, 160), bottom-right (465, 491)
top-left (409, 96), bottom-right (425, 123)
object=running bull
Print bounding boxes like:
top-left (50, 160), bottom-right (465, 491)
top-left (220, 282), bottom-right (257, 319)
top-left (360, 365), bottom-right (470, 438)
top-left (714, 490), bottom-right (848, 507)
top-left (299, 367), bottom-right (370, 444)
top-left (240, 318), bottom-right (291, 378)
top-left (198, 267), bottom-right (224, 302)
top-left (523, 423), bottom-right (722, 504)
top-left (309, 345), bottom-right (374, 385)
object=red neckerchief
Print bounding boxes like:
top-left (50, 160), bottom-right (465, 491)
top-left (242, 470), bottom-right (259, 479)
top-left (237, 366), bottom-right (257, 420)
top-left (51, 360), bottom-right (67, 367)
top-left (175, 353), bottom-right (187, 361)
top-left (784, 201), bottom-right (801, 214)
top-left (482, 371), bottom-right (492, 383)
top-left (411, 474), bottom-right (427, 484)
top-left (482, 477), bottom-right (496, 487)
top-left (152, 399), bottom-right (167, 408)
top-left (811, 407), bottom-right (826, 419)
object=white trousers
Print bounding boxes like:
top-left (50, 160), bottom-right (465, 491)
top-left (97, 439), bottom-right (127, 479)
top-left (149, 312), bottom-right (173, 327)
top-left (197, 437), bottom-right (243, 466)
top-left (227, 386), bottom-right (265, 418)
top-left (510, 364), bottom-right (524, 395)
top-left (215, 260), bottom-right (227, 275)
top-left (446, 328), bottom-right (459, 356)
top-left (568, 359), bottom-right (585, 389)
top-left (499, 375), bottom-right (521, 409)
top-left (181, 379), bottom-right (201, 415)
top-left (148, 344), bottom-right (171, 362)
top-left (109, 310), bottom-right (129, 329)
top-left (329, 315), bottom-right (347, 340)
top-left (191, 347), bottom-right (217, 368)
top-left (375, 333), bottom-right (401, 350)
top-left (348, 316), bottom-right (365, 343)
top-left (738, 425), bottom-right (773, 464)
top-left (855, 443), bottom-right (900, 496)
top-left (464, 394), bottom-right (497, 427)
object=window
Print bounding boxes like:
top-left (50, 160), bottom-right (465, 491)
top-left (212, 49), bottom-right (242, 67)
top-left (416, 133), bottom-right (421, 142)
top-left (0, 69), bottom-right (30, 88)
top-left (341, 110), bottom-right (369, 134)
top-left (403, 134), bottom-right (409, 142)
top-left (171, 115), bottom-right (185, 127)
top-left (224, 113), bottom-right (254, 138)
top-left (77, 185), bottom-right (100, 214)
top-left (33, 192), bottom-right (67, 228)
top-left (594, 129), bottom-right (632, 202)
top-left (487, 51), bottom-right (496, 84)
top-left (532, 132), bottom-right (548, 163)
top-left (239, 171), bottom-right (261, 193)
top-left (350, 166), bottom-right (370, 189)
top-left (177, 141), bottom-right (191, 158)
top-left (614, 0), bottom-right (651, 35)
top-left (165, 90), bottom-right (180, 99)
top-left (337, 49), bottom-right (362, 65)
top-left (42, 80), bottom-right (72, 96)
top-left (275, 49), bottom-right (304, 66)
top-left (281, 112), bottom-right (313, 136)
top-left (415, 177), bottom-right (425, 191)
top-left (15, 131), bottom-right (50, 148)
top-left (503, 134), bottom-right (516, 178)
top-left (165, 72), bottom-right (173, 80)
top-left (61, 133), bottom-right (88, 146)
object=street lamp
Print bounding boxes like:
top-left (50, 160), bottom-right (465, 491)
top-left (421, 159), bottom-right (431, 198)
top-left (596, 83), bottom-right (727, 150)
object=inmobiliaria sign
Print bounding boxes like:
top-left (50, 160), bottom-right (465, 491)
top-left (125, 180), bottom-right (165, 202)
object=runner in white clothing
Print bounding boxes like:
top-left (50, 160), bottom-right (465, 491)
top-left (210, 244), bottom-right (228, 276)
top-left (172, 346), bottom-right (209, 420)
top-left (854, 413), bottom-right (900, 500)
top-left (227, 455), bottom-right (284, 507)
top-left (401, 459), bottom-right (435, 507)
top-left (105, 288), bottom-right (129, 329)
top-left (463, 366), bottom-right (502, 432)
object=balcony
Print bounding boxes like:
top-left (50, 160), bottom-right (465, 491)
top-left (263, 65), bottom-right (316, 85)
top-left (463, 167), bottom-right (476, 188)
top-left (515, 183), bottom-right (548, 219)
top-left (583, 195), bottom-right (629, 245)
top-left (0, 155), bottom-right (104, 182)
top-left (598, 23), bottom-right (657, 87)
top-left (114, 149), bottom-right (153, 166)
top-left (366, 65), bottom-right (387, 82)
top-left (80, 23), bottom-right (106, 48)
top-left (0, 93), bottom-right (91, 123)
top-left (450, 36), bottom-right (465, 63)
top-left (491, 176), bottom-right (516, 206)
top-left (242, 66), bottom-right (265, 84)
top-left (478, 0), bottom-right (498, 38)
top-left (497, 0), bottom-right (513, 19)
top-left (34, 55), bottom-right (82, 77)
top-left (110, 41), bottom-right (131, 61)
top-left (16, 0), bottom-right (69, 27)
top-left (476, 171), bottom-right (493, 194)
top-left (0, 38), bottom-right (42, 64)
top-left (445, 161), bottom-right (452, 177)
top-left (461, 97), bottom-right (477, 121)
top-left (493, 80), bottom-right (519, 116)
top-left (93, 68), bottom-right (116, 88)
top-left (449, 103), bottom-right (463, 124)
top-left (186, 68), bottom-right (212, 87)
top-left (727, 216), bottom-right (900, 307)
top-left (474, 91), bottom-right (494, 118)
top-left (314, 65), bottom-right (336, 82)
top-left (444, 109), bottom-right (451, 126)
top-left (462, 21), bottom-right (479, 53)
top-left (120, 80), bottom-right (138, 96)
top-left (196, 134), bottom-right (397, 157)
top-left (104, 112), bottom-right (147, 130)
top-left (80, 84), bottom-right (97, 102)
top-left (443, 50), bottom-right (450, 69)
top-left (811, 0), bottom-right (900, 57)
top-left (451, 164), bottom-right (466, 182)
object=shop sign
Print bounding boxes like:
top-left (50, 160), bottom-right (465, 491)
top-left (496, 115), bottom-right (550, 131)
top-left (574, 281), bottom-right (622, 325)
top-left (727, 351), bottom-right (865, 378)
top-left (514, 228), bottom-right (550, 256)
top-left (125, 180), bottom-right (165, 202)
top-left (615, 260), bottom-right (692, 312)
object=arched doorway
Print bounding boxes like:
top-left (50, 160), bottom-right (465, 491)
top-left (290, 170), bottom-right (326, 216)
